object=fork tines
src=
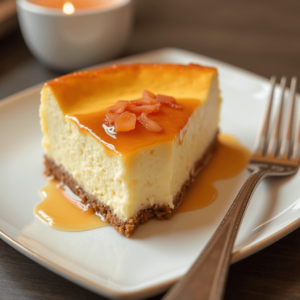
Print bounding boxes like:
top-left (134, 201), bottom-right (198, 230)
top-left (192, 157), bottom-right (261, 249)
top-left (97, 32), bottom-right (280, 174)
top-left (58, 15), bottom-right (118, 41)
top-left (254, 76), bottom-right (300, 161)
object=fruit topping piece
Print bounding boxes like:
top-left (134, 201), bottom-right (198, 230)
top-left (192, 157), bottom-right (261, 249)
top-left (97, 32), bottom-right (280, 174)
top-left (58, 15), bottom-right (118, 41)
top-left (129, 99), bottom-right (144, 106)
top-left (104, 113), bottom-right (121, 126)
top-left (114, 112), bottom-right (136, 132)
top-left (142, 90), bottom-right (156, 101)
top-left (128, 103), bottom-right (161, 114)
top-left (156, 94), bottom-right (176, 103)
top-left (130, 98), bottom-right (158, 106)
top-left (156, 94), bottom-right (182, 109)
top-left (138, 113), bottom-right (162, 132)
top-left (104, 90), bottom-right (181, 134)
top-left (164, 102), bottom-right (183, 109)
top-left (143, 98), bottom-right (159, 105)
top-left (106, 100), bottom-right (129, 114)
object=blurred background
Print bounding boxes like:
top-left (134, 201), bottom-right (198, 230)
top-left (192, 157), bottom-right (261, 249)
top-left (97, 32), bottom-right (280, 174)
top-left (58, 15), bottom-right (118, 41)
top-left (1, 0), bottom-right (300, 99)
top-left (1, 0), bottom-right (300, 299)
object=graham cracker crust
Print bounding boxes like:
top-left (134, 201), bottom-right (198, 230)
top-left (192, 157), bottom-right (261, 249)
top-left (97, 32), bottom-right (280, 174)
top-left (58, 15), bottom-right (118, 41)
top-left (44, 133), bottom-right (218, 237)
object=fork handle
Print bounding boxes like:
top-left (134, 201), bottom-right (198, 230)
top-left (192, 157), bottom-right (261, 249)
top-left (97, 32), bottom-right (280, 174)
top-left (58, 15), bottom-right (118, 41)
top-left (163, 169), bottom-right (268, 300)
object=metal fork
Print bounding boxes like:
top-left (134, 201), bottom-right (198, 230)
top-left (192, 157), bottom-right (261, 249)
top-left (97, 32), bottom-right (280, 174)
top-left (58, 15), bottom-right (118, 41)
top-left (163, 76), bottom-right (300, 300)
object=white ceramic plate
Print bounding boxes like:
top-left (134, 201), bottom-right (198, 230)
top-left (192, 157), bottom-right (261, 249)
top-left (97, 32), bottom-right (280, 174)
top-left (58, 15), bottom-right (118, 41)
top-left (1, 48), bottom-right (300, 300)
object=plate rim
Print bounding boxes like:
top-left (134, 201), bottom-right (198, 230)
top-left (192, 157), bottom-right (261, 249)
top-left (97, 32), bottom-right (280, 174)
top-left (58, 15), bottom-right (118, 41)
top-left (1, 46), bottom-right (300, 299)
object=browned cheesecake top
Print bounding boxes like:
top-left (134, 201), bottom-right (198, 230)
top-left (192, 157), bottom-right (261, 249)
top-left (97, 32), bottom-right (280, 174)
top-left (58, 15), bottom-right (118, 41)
top-left (44, 63), bottom-right (217, 154)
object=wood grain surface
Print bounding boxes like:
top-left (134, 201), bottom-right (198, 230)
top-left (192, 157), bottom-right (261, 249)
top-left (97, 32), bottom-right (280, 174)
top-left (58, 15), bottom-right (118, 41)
top-left (1, 0), bottom-right (300, 299)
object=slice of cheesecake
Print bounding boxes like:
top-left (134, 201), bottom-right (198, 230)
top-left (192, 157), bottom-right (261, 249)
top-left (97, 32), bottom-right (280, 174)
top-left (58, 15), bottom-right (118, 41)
top-left (40, 63), bottom-right (221, 237)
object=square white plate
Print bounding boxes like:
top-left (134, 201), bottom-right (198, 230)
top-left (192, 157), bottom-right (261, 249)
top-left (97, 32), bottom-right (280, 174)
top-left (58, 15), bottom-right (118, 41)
top-left (1, 48), bottom-right (300, 300)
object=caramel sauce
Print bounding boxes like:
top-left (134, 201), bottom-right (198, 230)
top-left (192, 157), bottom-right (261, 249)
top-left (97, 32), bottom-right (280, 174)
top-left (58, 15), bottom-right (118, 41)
top-left (35, 134), bottom-right (250, 231)
top-left (35, 180), bottom-right (108, 231)
top-left (70, 99), bottom-right (200, 155)
top-left (44, 64), bottom-right (215, 116)
top-left (28, 0), bottom-right (122, 10)
top-left (42, 64), bottom-right (219, 155)
top-left (177, 134), bottom-right (251, 213)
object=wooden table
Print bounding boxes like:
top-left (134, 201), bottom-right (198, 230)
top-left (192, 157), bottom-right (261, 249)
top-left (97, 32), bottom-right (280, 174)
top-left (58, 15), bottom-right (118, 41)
top-left (1, 0), bottom-right (300, 299)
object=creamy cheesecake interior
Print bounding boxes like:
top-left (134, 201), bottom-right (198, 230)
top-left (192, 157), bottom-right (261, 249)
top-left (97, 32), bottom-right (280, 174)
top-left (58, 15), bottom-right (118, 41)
top-left (40, 64), bottom-right (221, 236)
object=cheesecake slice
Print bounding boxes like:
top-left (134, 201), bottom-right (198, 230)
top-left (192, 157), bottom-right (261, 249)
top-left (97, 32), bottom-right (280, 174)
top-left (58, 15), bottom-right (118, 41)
top-left (40, 63), bottom-right (221, 237)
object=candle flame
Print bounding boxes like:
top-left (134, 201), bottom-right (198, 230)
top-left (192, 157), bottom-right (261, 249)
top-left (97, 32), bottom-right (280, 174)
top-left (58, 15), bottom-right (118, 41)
top-left (63, 2), bottom-right (75, 15)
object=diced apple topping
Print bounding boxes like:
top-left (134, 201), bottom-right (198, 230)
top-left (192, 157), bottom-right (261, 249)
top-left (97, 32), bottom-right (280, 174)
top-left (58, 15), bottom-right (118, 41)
top-left (142, 98), bottom-right (159, 105)
top-left (114, 112), bottom-right (136, 132)
top-left (138, 113), bottom-right (162, 132)
top-left (164, 102), bottom-right (183, 109)
top-left (104, 90), bottom-right (182, 133)
top-left (106, 100), bottom-right (129, 114)
top-left (142, 90), bottom-right (156, 101)
top-left (104, 113), bottom-right (121, 126)
top-left (156, 94), bottom-right (182, 109)
top-left (156, 94), bottom-right (176, 104)
top-left (128, 103), bottom-right (160, 114)
top-left (129, 99), bottom-right (145, 106)
top-left (130, 98), bottom-right (158, 106)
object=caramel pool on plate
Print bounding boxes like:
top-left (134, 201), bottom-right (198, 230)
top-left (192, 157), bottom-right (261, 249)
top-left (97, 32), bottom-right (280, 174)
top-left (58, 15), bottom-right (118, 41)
top-left (35, 180), bottom-right (108, 231)
top-left (34, 134), bottom-right (250, 232)
top-left (176, 134), bottom-right (251, 213)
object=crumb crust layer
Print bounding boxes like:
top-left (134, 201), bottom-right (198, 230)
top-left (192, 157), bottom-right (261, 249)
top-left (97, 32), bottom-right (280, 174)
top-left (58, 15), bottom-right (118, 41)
top-left (44, 133), bottom-right (218, 237)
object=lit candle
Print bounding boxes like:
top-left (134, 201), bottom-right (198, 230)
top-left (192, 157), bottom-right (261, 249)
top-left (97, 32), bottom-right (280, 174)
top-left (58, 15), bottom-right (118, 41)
top-left (62, 2), bottom-right (75, 15)
top-left (28, 0), bottom-right (121, 12)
